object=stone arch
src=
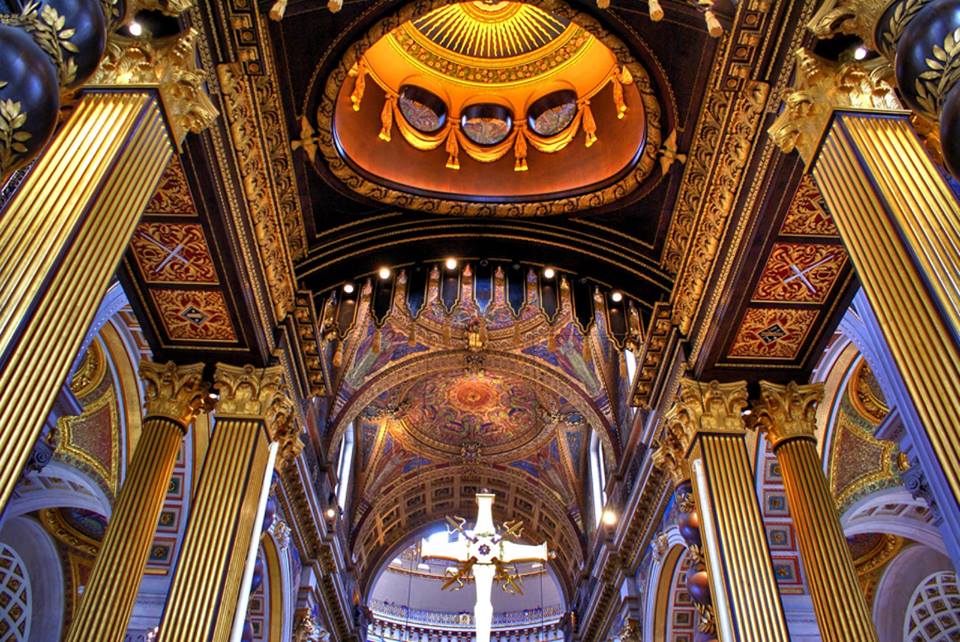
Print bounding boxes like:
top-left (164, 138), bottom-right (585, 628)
top-left (0, 515), bottom-right (65, 641)
top-left (641, 527), bottom-right (686, 642)
top-left (872, 543), bottom-right (956, 642)
top-left (327, 350), bottom-right (619, 472)
top-left (353, 463), bottom-right (582, 599)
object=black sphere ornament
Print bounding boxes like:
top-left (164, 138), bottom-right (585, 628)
top-left (36, 0), bottom-right (108, 88)
top-left (686, 568), bottom-right (712, 605)
top-left (895, 0), bottom-right (960, 118)
top-left (940, 81), bottom-right (960, 176)
top-left (0, 23), bottom-right (60, 175)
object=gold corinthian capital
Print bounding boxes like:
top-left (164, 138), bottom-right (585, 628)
top-left (213, 363), bottom-right (303, 468)
top-left (751, 381), bottom-right (824, 450)
top-left (768, 48), bottom-right (901, 164)
top-left (139, 360), bottom-right (210, 428)
top-left (87, 27), bottom-right (218, 149)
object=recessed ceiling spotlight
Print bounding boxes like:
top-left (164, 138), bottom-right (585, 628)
top-left (378, 267), bottom-right (391, 280)
top-left (611, 291), bottom-right (623, 302)
top-left (602, 509), bottom-right (617, 526)
top-left (128, 20), bottom-right (143, 36)
top-left (854, 45), bottom-right (869, 61)
top-left (543, 267), bottom-right (556, 279)
top-left (445, 257), bottom-right (458, 270)
top-left (343, 283), bottom-right (355, 294)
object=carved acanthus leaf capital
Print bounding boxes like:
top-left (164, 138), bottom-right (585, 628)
top-left (751, 381), bottom-right (824, 450)
top-left (768, 48), bottom-right (901, 163)
top-left (87, 28), bottom-right (218, 148)
top-left (213, 364), bottom-right (293, 431)
top-left (139, 360), bottom-right (210, 428)
top-left (806, 0), bottom-right (895, 50)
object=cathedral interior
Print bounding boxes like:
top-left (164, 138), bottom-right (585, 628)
top-left (2, 0), bottom-right (960, 640)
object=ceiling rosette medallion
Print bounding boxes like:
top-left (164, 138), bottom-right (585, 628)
top-left (303, 0), bottom-right (662, 216)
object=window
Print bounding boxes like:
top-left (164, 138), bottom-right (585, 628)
top-left (336, 423), bottom-right (355, 511)
top-left (590, 430), bottom-right (608, 526)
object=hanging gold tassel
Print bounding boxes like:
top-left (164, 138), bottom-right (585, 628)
top-left (648, 0), bottom-right (664, 21)
top-left (372, 328), bottom-right (382, 353)
top-left (379, 94), bottom-right (395, 142)
top-left (581, 101), bottom-right (597, 147)
top-left (445, 126), bottom-right (461, 170)
top-left (514, 128), bottom-right (528, 172)
top-left (611, 75), bottom-right (627, 120)
top-left (350, 59), bottom-right (366, 111)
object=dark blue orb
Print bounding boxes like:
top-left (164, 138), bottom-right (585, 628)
top-left (38, 0), bottom-right (108, 88)
top-left (0, 23), bottom-right (60, 174)
top-left (896, 0), bottom-right (960, 117)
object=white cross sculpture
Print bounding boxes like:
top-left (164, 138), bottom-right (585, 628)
top-left (420, 491), bottom-right (549, 642)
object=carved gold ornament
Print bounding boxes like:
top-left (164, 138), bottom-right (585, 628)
top-left (0, 85), bottom-right (32, 175)
top-left (1, 2), bottom-right (80, 86)
top-left (751, 381), bottom-right (824, 449)
top-left (88, 28), bottom-right (218, 148)
top-left (912, 27), bottom-right (960, 118)
top-left (139, 360), bottom-right (210, 428)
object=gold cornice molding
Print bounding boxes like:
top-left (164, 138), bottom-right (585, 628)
top-left (768, 48), bottom-right (902, 164)
top-left (87, 28), bottom-right (218, 149)
top-left (751, 380), bottom-right (823, 450)
top-left (139, 360), bottom-right (210, 428)
top-left (217, 62), bottom-right (297, 320)
top-left (213, 363), bottom-right (303, 468)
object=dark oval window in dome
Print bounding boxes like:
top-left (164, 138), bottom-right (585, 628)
top-left (527, 90), bottom-right (578, 137)
top-left (398, 85), bottom-right (448, 134)
top-left (460, 104), bottom-right (513, 146)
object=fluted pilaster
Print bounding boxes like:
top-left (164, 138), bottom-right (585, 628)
top-left (158, 364), bottom-right (299, 642)
top-left (67, 361), bottom-right (208, 642)
top-left (753, 381), bottom-right (878, 642)
top-left (657, 378), bottom-right (790, 642)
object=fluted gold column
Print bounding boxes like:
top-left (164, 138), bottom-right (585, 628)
top-left (0, 92), bottom-right (172, 510)
top-left (66, 362), bottom-right (209, 642)
top-left (158, 364), bottom-right (302, 642)
top-left (752, 381), bottom-right (877, 642)
top-left (657, 378), bottom-right (790, 642)
top-left (770, 51), bottom-right (960, 523)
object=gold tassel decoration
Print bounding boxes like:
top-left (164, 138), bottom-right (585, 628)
top-left (445, 127), bottom-right (461, 170)
top-left (648, 0), bottom-right (664, 21)
top-left (699, 1), bottom-right (722, 37)
top-left (379, 94), bottom-right (395, 142)
top-left (581, 101), bottom-right (597, 147)
top-left (269, 0), bottom-right (287, 21)
top-left (372, 328), bottom-right (382, 353)
top-left (611, 75), bottom-right (627, 120)
top-left (350, 59), bottom-right (366, 111)
top-left (514, 128), bottom-right (528, 172)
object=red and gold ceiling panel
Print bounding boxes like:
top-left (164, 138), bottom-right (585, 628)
top-left (120, 155), bottom-right (246, 355)
top-left (714, 174), bottom-right (854, 370)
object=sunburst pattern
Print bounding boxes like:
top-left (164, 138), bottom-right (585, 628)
top-left (412, 1), bottom-right (570, 59)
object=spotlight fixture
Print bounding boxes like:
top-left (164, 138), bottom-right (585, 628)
top-left (602, 509), bottom-right (617, 526)
top-left (378, 267), bottom-right (391, 280)
top-left (543, 267), bottom-right (556, 279)
top-left (326, 507), bottom-right (336, 519)
top-left (611, 291), bottom-right (623, 303)
top-left (128, 20), bottom-right (143, 36)
top-left (854, 45), bottom-right (868, 61)
top-left (445, 257), bottom-right (458, 270)
top-left (343, 283), bottom-right (355, 294)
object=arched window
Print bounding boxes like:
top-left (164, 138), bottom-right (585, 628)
top-left (336, 423), bottom-right (355, 511)
top-left (590, 430), bottom-right (608, 526)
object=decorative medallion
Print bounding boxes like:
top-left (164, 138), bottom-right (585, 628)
top-left (130, 222), bottom-right (218, 285)
top-left (150, 289), bottom-right (238, 342)
top-left (728, 308), bottom-right (818, 359)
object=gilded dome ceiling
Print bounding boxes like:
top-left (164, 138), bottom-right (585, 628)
top-left (323, 0), bottom-right (661, 214)
top-left (395, 371), bottom-right (560, 461)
